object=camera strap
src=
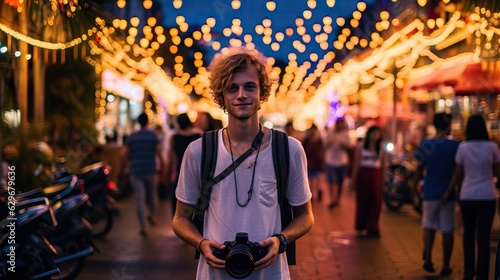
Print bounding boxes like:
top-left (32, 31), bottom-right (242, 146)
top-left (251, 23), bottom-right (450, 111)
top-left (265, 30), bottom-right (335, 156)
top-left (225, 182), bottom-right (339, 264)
top-left (193, 127), bottom-right (264, 218)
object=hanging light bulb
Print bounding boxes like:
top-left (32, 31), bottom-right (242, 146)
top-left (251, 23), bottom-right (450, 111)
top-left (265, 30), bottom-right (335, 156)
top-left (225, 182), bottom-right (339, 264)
top-left (231, 0), bottom-right (241, 10)
top-left (143, 0), bottom-right (153, 10)
top-left (417, 0), bottom-right (427, 7)
top-left (266, 1), bottom-right (276, 11)
top-left (326, 0), bottom-right (335, 8)
top-left (307, 0), bottom-right (317, 9)
top-left (173, 0), bottom-right (182, 9)
top-left (117, 0), bottom-right (126, 8)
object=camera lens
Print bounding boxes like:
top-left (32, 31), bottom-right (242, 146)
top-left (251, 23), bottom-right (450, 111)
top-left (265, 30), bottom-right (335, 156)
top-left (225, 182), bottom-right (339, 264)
top-left (225, 244), bottom-right (254, 279)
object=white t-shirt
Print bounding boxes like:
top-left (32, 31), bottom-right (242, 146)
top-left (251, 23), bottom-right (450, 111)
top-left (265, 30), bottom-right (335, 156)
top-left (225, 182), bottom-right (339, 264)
top-left (455, 140), bottom-right (500, 200)
top-left (359, 147), bottom-right (381, 169)
top-left (176, 129), bottom-right (312, 280)
top-left (324, 131), bottom-right (350, 166)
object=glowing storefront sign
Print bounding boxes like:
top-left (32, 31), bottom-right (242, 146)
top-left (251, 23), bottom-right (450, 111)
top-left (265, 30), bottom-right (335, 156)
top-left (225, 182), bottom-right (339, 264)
top-left (102, 70), bottom-right (144, 102)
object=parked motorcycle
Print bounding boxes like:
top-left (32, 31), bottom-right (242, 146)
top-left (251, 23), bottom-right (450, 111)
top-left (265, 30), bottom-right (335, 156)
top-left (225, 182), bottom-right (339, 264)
top-left (383, 156), bottom-right (422, 213)
top-left (4, 175), bottom-right (98, 279)
top-left (0, 197), bottom-right (60, 279)
top-left (35, 160), bottom-right (116, 239)
top-left (42, 176), bottom-right (97, 280)
top-left (77, 162), bottom-right (115, 238)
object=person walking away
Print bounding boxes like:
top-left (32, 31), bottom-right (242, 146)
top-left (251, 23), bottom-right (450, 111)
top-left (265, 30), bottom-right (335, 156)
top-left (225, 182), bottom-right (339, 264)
top-left (167, 113), bottom-right (202, 219)
top-left (123, 112), bottom-right (166, 236)
top-left (301, 124), bottom-right (324, 202)
top-left (325, 118), bottom-right (351, 209)
top-left (195, 111), bottom-right (217, 132)
top-left (413, 112), bottom-right (459, 276)
top-left (441, 114), bottom-right (500, 280)
top-left (154, 124), bottom-right (169, 201)
top-left (350, 125), bottom-right (385, 237)
top-left (172, 47), bottom-right (314, 279)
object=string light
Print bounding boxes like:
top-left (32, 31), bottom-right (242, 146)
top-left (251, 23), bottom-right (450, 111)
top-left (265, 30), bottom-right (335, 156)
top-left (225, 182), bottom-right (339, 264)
top-left (0, 23), bottom-right (95, 50)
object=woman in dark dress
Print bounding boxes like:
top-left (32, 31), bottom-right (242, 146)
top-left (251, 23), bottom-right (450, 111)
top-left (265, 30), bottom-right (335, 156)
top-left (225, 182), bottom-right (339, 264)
top-left (168, 113), bottom-right (203, 217)
top-left (301, 124), bottom-right (324, 202)
top-left (350, 125), bottom-right (385, 237)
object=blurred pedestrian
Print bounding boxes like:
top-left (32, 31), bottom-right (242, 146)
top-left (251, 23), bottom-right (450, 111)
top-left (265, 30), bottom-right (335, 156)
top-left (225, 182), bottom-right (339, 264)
top-left (350, 125), bottom-right (385, 237)
top-left (414, 112), bottom-right (459, 276)
top-left (122, 113), bottom-right (166, 236)
top-left (195, 111), bottom-right (217, 132)
top-left (325, 118), bottom-right (352, 209)
top-left (441, 114), bottom-right (500, 280)
top-left (301, 124), bottom-right (324, 202)
top-left (285, 120), bottom-right (295, 138)
top-left (167, 113), bottom-right (202, 219)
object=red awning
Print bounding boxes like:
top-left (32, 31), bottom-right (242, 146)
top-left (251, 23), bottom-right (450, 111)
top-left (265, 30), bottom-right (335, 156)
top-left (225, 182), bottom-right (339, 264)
top-left (406, 62), bottom-right (500, 95)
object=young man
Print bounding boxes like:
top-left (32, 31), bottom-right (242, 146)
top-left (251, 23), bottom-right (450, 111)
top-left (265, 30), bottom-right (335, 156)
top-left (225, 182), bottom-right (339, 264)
top-left (172, 47), bottom-right (314, 279)
top-left (414, 112), bottom-right (459, 277)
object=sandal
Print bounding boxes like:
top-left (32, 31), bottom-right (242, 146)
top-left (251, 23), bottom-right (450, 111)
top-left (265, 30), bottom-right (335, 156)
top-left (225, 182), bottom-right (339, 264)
top-left (440, 267), bottom-right (452, 276)
top-left (423, 261), bottom-right (435, 272)
top-left (147, 216), bottom-right (156, 226)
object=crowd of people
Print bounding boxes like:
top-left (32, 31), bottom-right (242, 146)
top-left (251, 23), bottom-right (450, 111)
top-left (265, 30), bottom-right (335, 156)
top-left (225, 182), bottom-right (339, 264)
top-left (117, 46), bottom-right (500, 280)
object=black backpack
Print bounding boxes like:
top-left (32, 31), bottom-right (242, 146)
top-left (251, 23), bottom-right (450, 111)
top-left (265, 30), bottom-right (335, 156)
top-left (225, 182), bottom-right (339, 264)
top-left (191, 128), bottom-right (296, 265)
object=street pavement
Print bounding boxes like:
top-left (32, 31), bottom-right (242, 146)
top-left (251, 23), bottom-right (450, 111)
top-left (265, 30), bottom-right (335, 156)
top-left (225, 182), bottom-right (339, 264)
top-left (79, 180), bottom-right (499, 280)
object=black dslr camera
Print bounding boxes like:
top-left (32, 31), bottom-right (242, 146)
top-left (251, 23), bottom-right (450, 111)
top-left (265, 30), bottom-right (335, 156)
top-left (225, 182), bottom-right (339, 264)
top-left (212, 232), bottom-right (268, 279)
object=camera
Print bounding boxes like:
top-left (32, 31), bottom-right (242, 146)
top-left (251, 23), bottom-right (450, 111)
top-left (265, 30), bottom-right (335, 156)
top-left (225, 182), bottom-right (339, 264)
top-left (212, 232), bottom-right (268, 279)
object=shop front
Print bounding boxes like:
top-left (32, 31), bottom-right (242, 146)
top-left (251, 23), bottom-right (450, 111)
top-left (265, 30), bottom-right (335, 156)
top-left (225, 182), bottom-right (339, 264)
top-left (99, 69), bottom-right (145, 145)
top-left (406, 61), bottom-right (500, 141)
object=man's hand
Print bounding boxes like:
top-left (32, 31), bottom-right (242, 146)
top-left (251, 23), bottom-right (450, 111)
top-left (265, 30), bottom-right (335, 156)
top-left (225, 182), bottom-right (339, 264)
top-left (440, 191), bottom-right (450, 205)
top-left (348, 178), bottom-right (357, 192)
top-left (254, 236), bottom-right (280, 270)
top-left (200, 239), bottom-right (226, 269)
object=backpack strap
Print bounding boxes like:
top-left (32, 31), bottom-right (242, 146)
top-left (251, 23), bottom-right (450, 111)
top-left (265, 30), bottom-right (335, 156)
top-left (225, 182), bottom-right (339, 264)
top-left (193, 129), bottom-right (218, 259)
top-left (271, 129), bottom-right (296, 265)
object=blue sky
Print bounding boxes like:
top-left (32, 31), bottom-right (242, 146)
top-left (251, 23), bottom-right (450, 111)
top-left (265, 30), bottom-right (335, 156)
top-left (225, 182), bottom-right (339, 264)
top-left (161, 0), bottom-right (376, 64)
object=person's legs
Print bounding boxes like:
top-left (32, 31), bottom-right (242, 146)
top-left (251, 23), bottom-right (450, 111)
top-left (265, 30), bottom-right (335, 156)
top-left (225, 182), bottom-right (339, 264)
top-left (441, 232), bottom-right (453, 272)
top-left (130, 173), bottom-right (146, 233)
top-left (334, 166), bottom-right (346, 205)
top-left (459, 200), bottom-right (476, 279)
top-left (423, 228), bottom-right (436, 271)
top-left (422, 201), bottom-right (439, 271)
top-left (354, 171), bottom-right (368, 232)
top-left (170, 179), bottom-right (179, 219)
top-left (439, 202), bottom-right (455, 274)
top-left (475, 200), bottom-right (496, 280)
top-left (144, 174), bottom-right (157, 225)
top-left (366, 169), bottom-right (382, 236)
top-left (326, 165), bottom-right (338, 208)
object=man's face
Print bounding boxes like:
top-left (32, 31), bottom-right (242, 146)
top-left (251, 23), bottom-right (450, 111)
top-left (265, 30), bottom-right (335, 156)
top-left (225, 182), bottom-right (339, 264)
top-left (223, 65), bottom-right (260, 120)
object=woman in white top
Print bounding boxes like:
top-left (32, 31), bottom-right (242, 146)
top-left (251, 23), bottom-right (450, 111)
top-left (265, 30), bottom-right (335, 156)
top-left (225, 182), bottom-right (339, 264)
top-left (324, 118), bottom-right (351, 208)
top-left (442, 114), bottom-right (500, 280)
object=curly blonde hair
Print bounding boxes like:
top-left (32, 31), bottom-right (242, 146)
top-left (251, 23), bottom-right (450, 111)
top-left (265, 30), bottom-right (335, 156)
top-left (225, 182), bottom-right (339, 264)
top-left (208, 47), bottom-right (275, 111)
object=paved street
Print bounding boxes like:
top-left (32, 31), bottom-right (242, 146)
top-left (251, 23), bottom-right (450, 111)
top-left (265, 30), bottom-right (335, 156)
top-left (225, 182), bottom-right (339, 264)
top-left (79, 178), bottom-right (499, 280)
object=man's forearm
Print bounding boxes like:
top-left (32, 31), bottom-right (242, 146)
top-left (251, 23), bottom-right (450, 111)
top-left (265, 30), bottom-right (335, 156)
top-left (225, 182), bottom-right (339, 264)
top-left (281, 203), bottom-right (314, 243)
top-left (172, 216), bottom-right (204, 248)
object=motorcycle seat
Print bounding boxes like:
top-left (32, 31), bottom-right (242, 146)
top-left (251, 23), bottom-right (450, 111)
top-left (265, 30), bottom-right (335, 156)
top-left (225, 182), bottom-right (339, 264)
top-left (53, 194), bottom-right (89, 217)
top-left (0, 197), bottom-right (57, 232)
top-left (42, 175), bottom-right (79, 202)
